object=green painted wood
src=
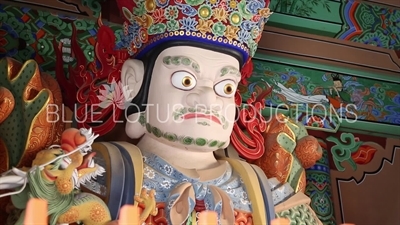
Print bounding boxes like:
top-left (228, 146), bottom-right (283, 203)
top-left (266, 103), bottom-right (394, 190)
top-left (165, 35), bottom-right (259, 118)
top-left (253, 52), bottom-right (400, 83)
top-left (267, 0), bottom-right (343, 37)
top-left (266, 13), bottom-right (342, 37)
top-left (267, 0), bottom-right (400, 50)
top-left (269, 0), bottom-right (342, 23)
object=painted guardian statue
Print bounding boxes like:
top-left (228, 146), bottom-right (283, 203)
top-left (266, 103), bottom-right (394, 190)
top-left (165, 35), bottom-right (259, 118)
top-left (67, 0), bottom-right (321, 224)
top-left (102, 0), bottom-right (275, 223)
top-left (0, 0), bottom-right (324, 223)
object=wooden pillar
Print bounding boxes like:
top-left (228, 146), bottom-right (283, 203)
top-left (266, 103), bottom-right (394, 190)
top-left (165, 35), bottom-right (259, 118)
top-left (305, 139), bottom-right (336, 224)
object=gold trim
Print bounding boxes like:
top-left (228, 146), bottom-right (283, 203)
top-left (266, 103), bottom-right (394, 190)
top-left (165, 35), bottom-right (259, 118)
top-left (295, 169), bottom-right (306, 192)
top-left (222, 157), bottom-right (266, 225)
top-left (17, 60), bottom-right (52, 167)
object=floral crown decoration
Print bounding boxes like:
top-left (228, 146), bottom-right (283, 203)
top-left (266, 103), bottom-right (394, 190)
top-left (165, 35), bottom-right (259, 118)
top-left (116, 0), bottom-right (272, 63)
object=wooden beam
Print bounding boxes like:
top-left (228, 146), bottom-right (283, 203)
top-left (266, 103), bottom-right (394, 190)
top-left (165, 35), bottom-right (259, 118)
top-left (258, 26), bottom-right (400, 79)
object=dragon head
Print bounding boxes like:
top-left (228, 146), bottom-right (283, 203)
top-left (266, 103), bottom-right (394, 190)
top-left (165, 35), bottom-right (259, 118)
top-left (31, 128), bottom-right (105, 195)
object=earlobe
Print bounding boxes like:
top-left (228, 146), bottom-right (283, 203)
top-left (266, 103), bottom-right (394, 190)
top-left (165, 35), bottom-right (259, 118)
top-left (121, 59), bottom-right (145, 102)
top-left (126, 113), bottom-right (146, 139)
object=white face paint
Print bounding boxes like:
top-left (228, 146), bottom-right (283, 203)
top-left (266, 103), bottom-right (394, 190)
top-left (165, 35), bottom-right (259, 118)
top-left (143, 46), bottom-right (241, 152)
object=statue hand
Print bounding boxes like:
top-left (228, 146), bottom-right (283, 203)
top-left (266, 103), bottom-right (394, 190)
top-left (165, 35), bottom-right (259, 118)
top-left (134, 188), bottom-right (157, 222)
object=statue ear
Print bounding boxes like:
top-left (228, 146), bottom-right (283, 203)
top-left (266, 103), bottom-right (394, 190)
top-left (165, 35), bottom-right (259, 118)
top-left (121, 59), bottom-right (145, 102)
top-left (121, 59), bottom-right (146, 139)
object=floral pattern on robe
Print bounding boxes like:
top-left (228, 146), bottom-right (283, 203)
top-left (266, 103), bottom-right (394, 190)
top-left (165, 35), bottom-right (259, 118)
top-left (141, 151), bottom-right (252, 224)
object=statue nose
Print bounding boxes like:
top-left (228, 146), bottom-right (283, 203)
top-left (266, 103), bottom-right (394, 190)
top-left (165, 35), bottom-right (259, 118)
top-left (186, 88), bottom-right (220, 110)
top-left (186, 80), bottom-right (222, 110)
top-left (199, 88), bottom-right (217, 108)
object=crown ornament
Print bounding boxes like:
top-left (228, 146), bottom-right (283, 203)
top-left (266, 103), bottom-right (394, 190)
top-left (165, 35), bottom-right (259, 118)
top-left (116, 0), bottom-right (272, 61)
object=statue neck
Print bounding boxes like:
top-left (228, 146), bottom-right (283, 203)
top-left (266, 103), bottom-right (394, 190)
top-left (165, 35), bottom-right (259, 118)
top-left (137, 134), bottom-right (219, 170)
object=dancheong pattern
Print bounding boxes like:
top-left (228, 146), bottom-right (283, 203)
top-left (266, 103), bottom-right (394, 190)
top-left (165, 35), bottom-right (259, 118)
top-left (239, 59), bottom-right (400, 126)
top-left (0, 4), bottom-right (124, 76)
top-left (305, 143), bottom-right (335, 224)
top-left (337, 0), bottom-right (400, 50)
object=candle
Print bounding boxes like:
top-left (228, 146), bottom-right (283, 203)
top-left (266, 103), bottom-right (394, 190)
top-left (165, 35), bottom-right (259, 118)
top-left (119, 204), bottom-right (141, 225)
top-left (271, 218), bottom-right (290, 225)
top-left (198, 210), bottom-right (218, 225)
top-left (24, 198), bottom-right (48, 225)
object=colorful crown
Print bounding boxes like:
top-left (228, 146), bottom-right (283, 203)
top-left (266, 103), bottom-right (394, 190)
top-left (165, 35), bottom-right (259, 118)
top-left (116, 0), bottom-right (272, 61)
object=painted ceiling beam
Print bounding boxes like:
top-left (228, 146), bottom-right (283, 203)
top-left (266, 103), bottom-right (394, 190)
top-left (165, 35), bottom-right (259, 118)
top-left (257, 26), bottom-right (400, 80)
top-left (266, 0), bottom-right (400, 51)
top-left (247, 26), bottom-right (400, 132)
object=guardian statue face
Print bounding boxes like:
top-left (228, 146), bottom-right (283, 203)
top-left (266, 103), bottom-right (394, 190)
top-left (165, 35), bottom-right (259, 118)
top-left (140, 46), bottom-right (241, 151)
top-left (117, 0), bottom-right (272, 153)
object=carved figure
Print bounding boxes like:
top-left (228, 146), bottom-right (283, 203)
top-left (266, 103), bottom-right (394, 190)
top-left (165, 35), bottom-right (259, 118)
top-left (253, 114), bottom-right (323, 193)
top-left (0, 128), bottom-right (111, 225)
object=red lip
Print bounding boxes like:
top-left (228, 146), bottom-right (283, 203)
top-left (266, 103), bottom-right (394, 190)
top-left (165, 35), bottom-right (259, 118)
top-left (44, 170), bottom-right (57, 181)
top-left (182, 113), bottom-right (221, 124)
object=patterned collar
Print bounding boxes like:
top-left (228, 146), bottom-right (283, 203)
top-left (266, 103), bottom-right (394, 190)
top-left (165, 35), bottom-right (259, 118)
top-left (141, 151), bottom-right (252, 224)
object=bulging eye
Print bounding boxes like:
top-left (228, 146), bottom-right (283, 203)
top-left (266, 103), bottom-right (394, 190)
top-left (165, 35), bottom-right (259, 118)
top-left (214, 80), bottom-right (236, 97)
top-left (171, 71), bottom-right (197, 90)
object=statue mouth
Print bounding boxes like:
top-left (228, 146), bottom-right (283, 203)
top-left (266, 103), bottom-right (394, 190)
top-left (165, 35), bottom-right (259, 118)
top-left (182, 113), bottom-right (221, 125)
top-left (77, 152), bottom-right (97, 170)
top-left (73, 151), bottom-right (105, 189)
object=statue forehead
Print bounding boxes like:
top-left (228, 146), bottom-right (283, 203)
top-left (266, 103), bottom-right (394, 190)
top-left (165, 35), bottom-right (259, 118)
top-left (157, 46), bottom-right (240, 65)
top-left (156, 46), bottom-right (241, 78)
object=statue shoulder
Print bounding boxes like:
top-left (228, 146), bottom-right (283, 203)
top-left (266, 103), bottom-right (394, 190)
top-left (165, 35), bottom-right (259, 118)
top-left (97, 141), bottom-right (144, 192)
top-left (83, 142), bottom-right (144, 220)
top-left (215, 148), bottom-right (271, 190)
top-left (217, 154), bottom-right (276, 224)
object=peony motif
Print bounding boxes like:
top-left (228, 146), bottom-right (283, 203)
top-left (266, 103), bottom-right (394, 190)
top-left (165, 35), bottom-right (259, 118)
top-left (213, 8), bottom-right (228, 22)
top-left (225, 25), bottom-right (239, 41)
top-left (196, 19), bottom-right (213, 34)
top-left (259, 8), bottom-right (272, 17)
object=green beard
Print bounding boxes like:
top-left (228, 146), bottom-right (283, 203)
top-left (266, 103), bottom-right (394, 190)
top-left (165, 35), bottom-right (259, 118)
top-left (138, 112), bottom-right (227, 148)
